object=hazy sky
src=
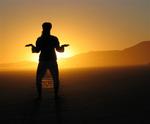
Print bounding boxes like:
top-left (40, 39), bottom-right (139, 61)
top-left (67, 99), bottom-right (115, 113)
top-left (0, 0), bottom-right (150, 63)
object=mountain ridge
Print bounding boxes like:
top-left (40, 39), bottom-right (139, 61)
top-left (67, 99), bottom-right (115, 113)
top-left (0, 41), bottom-right (150, 70)
top-left (59, 41), bottom-right (150, 68)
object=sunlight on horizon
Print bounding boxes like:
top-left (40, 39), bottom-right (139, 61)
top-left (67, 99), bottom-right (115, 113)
top-left (0, 0), bottom-right (149, 64)
top-left (29, 50), bottom-right (74, 62)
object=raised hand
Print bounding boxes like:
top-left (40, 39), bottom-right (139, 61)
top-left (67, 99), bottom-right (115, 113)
top-left (61, 44), bottom-right (69, 47)
top-left (25, 44), bottom-right (34, 47)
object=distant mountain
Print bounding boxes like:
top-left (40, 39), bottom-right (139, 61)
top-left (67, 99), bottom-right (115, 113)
top-left (59, 41), bottom-right (150, 68)
top-left (0, 41), bottom-right (150, 70)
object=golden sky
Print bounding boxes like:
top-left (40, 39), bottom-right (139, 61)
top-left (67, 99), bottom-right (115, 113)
top-left (0, 0), bottom-right (150, 63)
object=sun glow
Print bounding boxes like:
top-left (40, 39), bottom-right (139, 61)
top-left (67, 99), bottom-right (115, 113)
top-left (30, 54), bottom-right (39, 62)
top-left (29, 50), bottom-right (73, 62)
top-left (56, 50), bottom-right (73, 60)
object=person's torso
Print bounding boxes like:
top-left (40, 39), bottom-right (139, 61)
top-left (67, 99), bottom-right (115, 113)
top-left (37, 35), bottom-right (58, 61)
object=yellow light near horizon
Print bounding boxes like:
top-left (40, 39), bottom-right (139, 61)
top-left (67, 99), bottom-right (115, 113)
top-left (30, 54), bottom-right (39, 62)
top-left (29, 50), bottom-right (73, 62)
top-left (56, 50), bottom-right (73, 60)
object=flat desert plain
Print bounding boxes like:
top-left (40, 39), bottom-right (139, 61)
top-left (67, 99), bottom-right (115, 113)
top-left (0, 66), bottom-right (150, 124)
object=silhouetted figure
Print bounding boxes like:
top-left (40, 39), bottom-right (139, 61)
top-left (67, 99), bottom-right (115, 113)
top-left (26, 22), bottom-right (69, 100)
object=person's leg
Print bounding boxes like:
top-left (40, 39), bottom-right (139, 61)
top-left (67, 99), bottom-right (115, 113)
top-left (36, 62), bottom-right (47, 98)
top-left (49, 61), bottom-right (60, 98)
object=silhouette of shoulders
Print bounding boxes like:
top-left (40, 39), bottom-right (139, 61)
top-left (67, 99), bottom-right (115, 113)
top-left (36, 35), bottom-right (59, 48)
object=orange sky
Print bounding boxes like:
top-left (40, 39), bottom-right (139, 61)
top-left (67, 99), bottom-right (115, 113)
top-left (0, 0), bottom-right (150, 63)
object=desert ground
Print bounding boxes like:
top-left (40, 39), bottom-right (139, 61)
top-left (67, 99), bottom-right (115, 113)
top-left (0, 66), bottom-right (150, 124)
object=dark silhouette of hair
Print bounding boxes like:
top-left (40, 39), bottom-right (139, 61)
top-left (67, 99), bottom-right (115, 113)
top-left (42, 22), bottom-right (52, 36)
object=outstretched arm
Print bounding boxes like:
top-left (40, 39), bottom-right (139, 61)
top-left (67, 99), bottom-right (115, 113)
top-left (56, 44), bottom-right (69, 52)
top-left (25, 44), bottom-right (40, 53)
top-left (25, 44), bottom-right (34, 47)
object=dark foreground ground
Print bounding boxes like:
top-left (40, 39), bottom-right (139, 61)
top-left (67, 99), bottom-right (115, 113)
top-left (0, 66), bottom-right (150, 124)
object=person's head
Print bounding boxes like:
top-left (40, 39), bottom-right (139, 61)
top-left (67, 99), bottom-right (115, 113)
top-left (42, 22), bottom-right (52, 35)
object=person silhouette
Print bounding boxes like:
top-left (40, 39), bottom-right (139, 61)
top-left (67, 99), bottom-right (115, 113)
top-left (26, 22), bottom-right (69, 99)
